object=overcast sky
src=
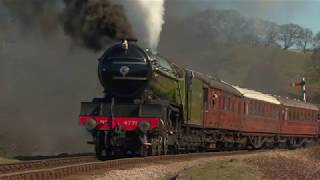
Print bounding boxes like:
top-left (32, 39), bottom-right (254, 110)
top-left (1, 0), bottom-right (319, 33)
top-left (170, 0), bottom-right (320, 33)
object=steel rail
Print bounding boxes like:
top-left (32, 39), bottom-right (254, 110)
top-left (0, 156), bottom-right (96, 174)
top-left (0, 150), bottom-right (269, 180)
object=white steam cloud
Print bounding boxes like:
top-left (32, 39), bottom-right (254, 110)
top-left (120, 0), bottom-right (166, 51)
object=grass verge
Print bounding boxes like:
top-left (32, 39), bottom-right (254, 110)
top-left (184, 158), bottom-right (261, 180)
top-left (0, 157), bottom-right (19, 164)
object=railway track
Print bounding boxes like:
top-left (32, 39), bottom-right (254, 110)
top-left (0, 155), bottom-right (97, 174)
top-left (0, 150), bottom-right (269, 180)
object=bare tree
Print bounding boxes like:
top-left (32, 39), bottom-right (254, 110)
top-left (264, 24), bottom-right (280, 47)
top-left (242, 33), bottom-right (261, 47)
top-left (307, 48), bottom-right (320, 83)
top-left (278, 23), bottom-right (304, 50)
top-left (313, 32), bottom-right (320, 50)
top-left (297, 28), bottom-right (313, 53)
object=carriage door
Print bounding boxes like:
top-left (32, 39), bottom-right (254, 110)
top-left (189, 78), bottom-right (204, 126)
top-left (203, 87), bottom-right (209, 127)
top-left (205, 89), bottom-right (219, 127)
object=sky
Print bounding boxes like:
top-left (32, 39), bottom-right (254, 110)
top-left (0, 0), bottom-right (319, 33)
top-left (171, 0), bottom-right (320, 34)
top-left (215, 0), bottom-right (320, 33)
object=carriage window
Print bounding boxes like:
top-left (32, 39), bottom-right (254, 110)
top-left (243, 102), bottom-right (248, 114)
top-left (251, 101), bottom-right (254, 115)
top-left (212, 99), bottom-right (215, 109)
top-left (305, 112), bottom-right (307, 121)
top-left (275, 108), bottom-right (279, 119)
top-left (255, 101), bottom-right (259, 115)
top-left (221, 96), bottom-right (225, 110)
top-left (272, 106), bottom-right (275, 118)
top-left (272, 106), bottom-right (276, 118)
top-left (292, 111), bottom-right (295, 120)
top-left (203, 88), bottom-right (208, 111)
top-left (254, 101), bottom-right (259, 115)
top-left (227, 97), bottom-right (231, 111)
top-left (222, 96), bottom-right (227, 111)
top-left (231, 101), bottom-right (235, 112)
top-left (288, 111), bottom-right (291, 120)
top-left (308, 112), bottom-right (311, 121)
top-left (254, 102), bottom-right (257, 115)
top-left (284, 110), bottom-right (288, 120)
top-left (256, 101), bottom-right (259, 115)
top-left (310, 112), bottom-right (312, 121)
top-left (250, 101), bottom-right (253, 115)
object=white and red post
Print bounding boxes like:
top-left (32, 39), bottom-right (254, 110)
top-left (290, 77), bottom-right (306, 102)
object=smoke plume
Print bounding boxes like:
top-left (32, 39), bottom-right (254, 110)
top-left (0, 0), bottom-right (98, 156)
top-left (62, 0), bottom-right (133, 51)
top-left (1, 0), bottom-right (62, 38)
top-left (0, 0), bottom-right (167, 156)
top-left (120, 0), bottom-right (166, 50)
top-left (61, 0), bottom-right (166, 51)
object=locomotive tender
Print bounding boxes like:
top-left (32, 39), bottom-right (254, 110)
top-left (79, 40), bottom-right (320, 159)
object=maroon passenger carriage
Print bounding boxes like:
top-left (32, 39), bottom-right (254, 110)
top-left (198, 78), bottom-right (319, 149)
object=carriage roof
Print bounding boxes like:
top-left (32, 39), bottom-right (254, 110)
top-left (189, 70), bottom-right (318, 111)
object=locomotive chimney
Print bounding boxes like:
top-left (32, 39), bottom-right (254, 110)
top-left (121, 39), bottom-right (129, 50)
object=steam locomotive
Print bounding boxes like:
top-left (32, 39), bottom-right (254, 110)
top-left (79, 40), bottom-right (320, 160)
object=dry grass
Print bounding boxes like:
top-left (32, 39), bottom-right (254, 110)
top-left (183, 147), bottom-right (320, 180)
top-left (185, 158), bottom-right (261, 180)
top-left (0, 157), bottom-right (19, 164)
top-left (246, 147), bottom-right (320, 180)
top-left (63, 147), bottom-right (320, 180)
